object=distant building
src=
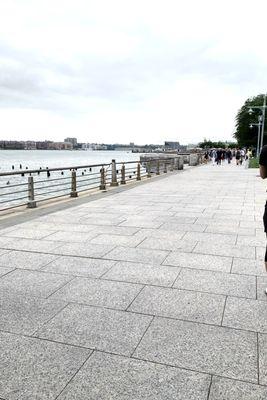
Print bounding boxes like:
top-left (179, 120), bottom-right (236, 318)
top-left (64, 137), bottom-right (77, 148)
top-left (0, 141), bottom-right (24, 150)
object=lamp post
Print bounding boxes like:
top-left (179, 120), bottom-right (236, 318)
top-left (249, 115), bottom-right (262, 157)
top-left (248, 93), bottom-right (267, 155)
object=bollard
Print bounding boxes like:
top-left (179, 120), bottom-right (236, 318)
top-left (70, 170), bottom-right (78, 197)
top-left (120, 164), bottom-right (126, 184)
top-left (99, 166), bottom-right (106, 190)
top-left (110, 159), bottom-right (119, 186)
top-left (27, 176), bottom-right (37, 208)
top-left (136, 162), bottom-right (141, 180)
top-left (174, 157), bottom-right (179, 170)
top-left (189, 154), bottom-right (198, 166)
top-left (170, 159), bottom-right (174, 171)
top-left (156, 160), bottom-right (160, 175)
top-left (178, 156), bottom-right (184, 170)
top-left (164, 161), bottom-right (167, 173)
top-left (147, 161), bottom-right (151, 178)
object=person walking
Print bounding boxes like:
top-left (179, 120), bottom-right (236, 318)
top-left (216, 148), bottom-right (222, 165)
top-left (235, 148), bottom-right (241, 165)
top-left (259, 145), bottom-right (267, 295)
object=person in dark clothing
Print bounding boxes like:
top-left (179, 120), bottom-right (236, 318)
top-left (259, 145), bottom-right (267, 295)
top-left (226, 149), bottom-right (232, 164)
top-left (216, 149), bottom-right (222, 165)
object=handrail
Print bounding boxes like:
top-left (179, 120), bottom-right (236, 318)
top-left (0, 154), bottom-right (196, 212)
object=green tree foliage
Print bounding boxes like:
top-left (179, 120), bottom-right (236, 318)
top-left (198, 139), bottom-right (237, 149)
top-left (234, 94), bottom-right (265, 147)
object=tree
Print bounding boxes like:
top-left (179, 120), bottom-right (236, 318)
top-left (198, 139), bottom-right (237, 149)
top-left (234, 94), bottom-right (265, 148)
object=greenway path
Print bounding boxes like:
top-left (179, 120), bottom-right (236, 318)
top-left (0, 162), bottom-right (267, 399)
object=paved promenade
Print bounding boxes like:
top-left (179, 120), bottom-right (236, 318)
top-left (0, 162), bottom-right (267, 399)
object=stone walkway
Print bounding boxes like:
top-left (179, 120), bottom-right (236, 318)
top-left (0, 162), bottom-right (267, 399)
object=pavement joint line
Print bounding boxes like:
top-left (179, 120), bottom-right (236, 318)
top-left (45, 276), bottom-right (77, 300)
top-left (220, 296), bottom-right (228, 326)
top-left (257, 333), bottom-right (260, 385)
top-left (130, 315), bottom-right (155, 358)
top-left (4, 295), bottom-right (261, 336)
top-left (125, 285), bottom-right (146, 312)
top-left (170, 268), bottom-right (183, 288)
top-left (54, 350), bottom-right (95, 400)
top-left (206, 375), bottom-right (213, 400)
top-left (31, 302), bottom-right (70, 337)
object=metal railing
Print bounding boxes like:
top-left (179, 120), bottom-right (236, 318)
top-left (0, 156), bottom-right (189, 212)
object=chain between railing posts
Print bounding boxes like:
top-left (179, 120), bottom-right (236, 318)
top-left (164, 161), bottom-right (167, 173)
top-left (27, 176), bottom-right (37, 208)
top-left (99, 166), bottom-right (106, 190)
top-left (120, 163), bottom-right (126, 184)
top-left (156, 160), bottom-right (160, 175)
top-left (136, 162), bottom-right (141, 180)
top-left (70, 170), bottom-right (78, 197)
top-left (147, 161), bottom-right (151, 178)
top-left (110, 159), bottom-right (118, 186)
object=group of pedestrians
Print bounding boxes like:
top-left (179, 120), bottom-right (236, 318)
top-left (204, 148), bottom-right (252, 166)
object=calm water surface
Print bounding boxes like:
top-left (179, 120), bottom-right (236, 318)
top-left (0, 150), bottom-right (144, 172)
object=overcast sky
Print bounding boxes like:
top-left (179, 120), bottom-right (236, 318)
top-left (1, 0), bottom-right (267, 145)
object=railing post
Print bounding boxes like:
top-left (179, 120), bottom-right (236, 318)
top-left (99, 166), bottom-right (106, 190)
top-left (27, 176), bottom-right (37, 208)
top-left (147, 161), bottom-right (151, 178)
top-left (136, 162), bottom-right (141, 180)
top-left (110, 159), bottom-right (118, 186)
top-left (170, 159), bottom-right (174, 171)
top-left (178, 156), bottom-right (184, 170)
top-left (120, 163), bottom-right (126, 184)
top-left (156, 160), bottom-right (160, 175)
top-left (70, 170), bottom-right (78, 197)
top-left (164, 161), bottom-right (167, 173)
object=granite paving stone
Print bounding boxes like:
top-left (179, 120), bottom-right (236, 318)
top-left (0, 331), bottom-right (91, 400)
top-left (137, 237), bottom-right (196, 252)
top-left (0, 264), bottom-right (14, 277)
top-left (134, 228), bottom-right (185, 241)
top-left (193, 242), bottom-right (256, 259)
top-left (257, 277), bottom-right (267, 301)
top-left (51, 242), bottom-right (115, 257)
top-left (50, 276), bottom-right (143, 309)
top-left (159, 222), bottom-right (207, 232)
top-left (57, 351), bottom-right (211, 400)
top-left (237, 235), bottom-right (266, 247)
top-left (223, 297), bottom-right (267, 333)
top-left (205, 225), bottom-right (254, 236)
top-left (129, 285), bottom-right (225, 325)
top-left (259, 334), bottom-right (267, 385)
top-left (0, 269), bottom-right (72, 298)
top-left (89, 234), bottom-right (144, 247)
top-left (1, 228), bottom-right (56, 240)
top-left (0, 250), bottom-right (59, 270)
top-left (7, 238), bottom-right (63, 253)
top-left (42, 256), bottom-right (116, 278)
top-left (232, 258), bottom-right (266, 276)
top-left (256, 246), bottom-right (265, 260)
top-left (133, 317), bottom-right (258, 382)
top-left (119, 217), bottom-right (163, 228)
top-left (103, 246), bottom-right (169, 265)
top-left (102, 261), bottom-right (180, 286)
top-left (89, 225), bottom-right (140, 236)
top-left (163, 251), bottom-right (232, 272)
top-left (209, 377), bottom-right (267, 400)
top-left (0, 293), bottom-right (67, 335)
top-left (183, 231), bottom-right (237, 245)
top-left (36, 303), bottom-right (152, 356)
top-left (174, 268), bottom-right (256, 298)
top-left (43, 230), bottom-right (99, 242)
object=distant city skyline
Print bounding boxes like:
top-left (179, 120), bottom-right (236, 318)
top-left (1, 0), bottom-right (267, 144)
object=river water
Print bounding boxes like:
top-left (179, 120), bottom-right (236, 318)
top-left (0, 150), bottom-right (144, 172)
top-left (0, 150), bottom-right (147, 210)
